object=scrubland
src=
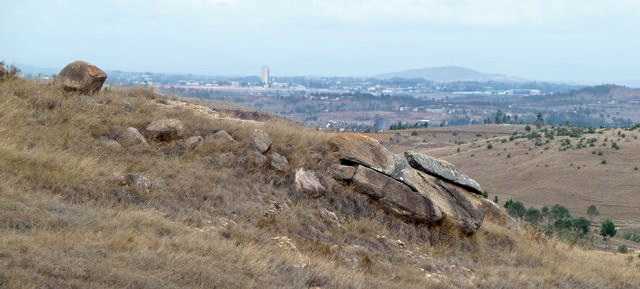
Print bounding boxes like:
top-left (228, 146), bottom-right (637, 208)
top-left (0, 78), bottom-right (638, 289)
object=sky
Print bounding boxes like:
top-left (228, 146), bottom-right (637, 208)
top-left (1, 0), bottom-right (639, 84)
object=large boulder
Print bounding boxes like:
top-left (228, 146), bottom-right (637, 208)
top-left (405, 151), bottom-right (483, 195)
top-left (328, 134), bottom-right (396, 174)
top-left (57, 61), bottom-right (107, 95)
top-left (204, 130), bottom-right (236, 147)
top-left (352, 165), bottom-right (442, 223)
top-left (146, 119), bottom-right (184, 141)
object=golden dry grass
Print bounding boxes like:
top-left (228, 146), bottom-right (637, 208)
top-left (0, 78), bottom-right (638, 289)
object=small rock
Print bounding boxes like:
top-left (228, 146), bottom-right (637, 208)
top-left (97, 136), bottom-right (122, 151)
top-left (319, 208), bottom-right (341, 226)
top-left (185, 135), bottom-right (203, 150)
top-left (126, 174), bottom-right (153, 193)
top-left (146, 119), bottom-right (184, 141)
top-left (269, 152), bottom-right (289, 172)
top-left (119, 127), bottom-right (148, 147)
top-left (204, 130), bottom-right (236, 146)
top-left (57, 60), bottom-right (107, 95)
top-left (250, 128), bottom-right (272, 153)
top-left (294, 169), bottom-right (325, 197)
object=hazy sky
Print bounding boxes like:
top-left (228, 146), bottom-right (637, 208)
top-left (2, 0), bottom-right (639, 83)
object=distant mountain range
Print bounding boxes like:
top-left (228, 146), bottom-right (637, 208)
top-left (375, 66), bottom-right (525, 82)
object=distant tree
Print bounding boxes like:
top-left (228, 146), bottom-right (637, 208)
top-left (504, 199), bottom-right (526, 219)
top-left (493, 195), bottom-right (499, 204)
top-left (524, 125), bottom-right (532, 132)
top-left (571, 217), bottom-right (591, 237)
top-left (600, 219), bottom-right (617, 240)
top-left (550, 205), bottom-right (571, 222)
top-left (586, 205), bottom-right (600, 219)
top-left (617, 244), bottom-right (629, 254)
top-left (524, 207), bottom-right (542, 224)
top-left (535, 112), bottom-right (545, 128)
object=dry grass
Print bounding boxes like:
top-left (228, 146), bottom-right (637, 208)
top-left (0, 78), bottom-right (638, 289)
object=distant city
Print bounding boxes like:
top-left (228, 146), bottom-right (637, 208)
top-left (22, 65), bottom-right (640, 131)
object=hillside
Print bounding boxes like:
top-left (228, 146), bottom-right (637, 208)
top-left (375, 66), bottom-right (522, 82)
top-left (1, 72), bottom-right (639, 288)
top-left (384, 125), bottom-right (640, 231)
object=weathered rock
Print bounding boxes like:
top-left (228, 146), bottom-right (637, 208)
top-left (399, 169), bottom-right (484, 234)
top-left (352, 165), bottom-right (442, 223)
top-left (185, 136), bottom-right (204, 150)
top-left (250, 128), bottom-right (272, 153)
top-left (146, 119), bottom-right (184, 141)
top-left (97, 136), bottom-right (122, 151)
top-left (295, 169), bottom-right (325, 197)
top-left (57, 61), bottom-right (107, 95)
top-left (269, 152), bottom-right (289, 172)
top-left (329, 164), bottom-right (357, 181)
top-left (405, 151), bottom-right (483, 195)
top-left (118, 127), bottom-right (148, 148)
top-left (329, 134), bottom-right (395, 174)
top-left (204, 130), bottom-right (236, 146)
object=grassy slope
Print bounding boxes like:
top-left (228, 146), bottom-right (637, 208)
top-left (398, 126), bottom-right (640, 230)
top-left (0, 79), bottom-right (638, 289)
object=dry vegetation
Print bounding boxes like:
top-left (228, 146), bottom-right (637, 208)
top-left (0, 78), bottom-right (639, 289)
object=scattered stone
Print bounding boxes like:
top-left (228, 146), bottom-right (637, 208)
top-left (113, 174), bottom-right (152, 193)
top-left (269, 152), bottom-right (289, 172)
top-left (57, 60), bottom-right (107, 95)
top-left (146, 119), bottom-right (184, 141)
top-left (250, 128), bottom-right (272, 153)
top-left (294, 169), bottom-right (325, 197)
top-left (203, 130), bottom-right (236, 146)
top-left (118, 127), bottom-right (148, 147)
top-left (405, 151), bottom-right (484, 195)
top-left (97, 136), bottom-right (122, 151)
top-left (319, 208), bottom-right (341, 226)
top-left (185, 135), bottom-right (203, 150)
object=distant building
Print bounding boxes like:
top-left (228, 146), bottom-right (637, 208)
top-left (374, 116), bottom-right (386, 132)
top-left (261, 66), bottom-right (271, 88)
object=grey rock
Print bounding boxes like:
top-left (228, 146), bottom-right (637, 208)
top-left (269, 152), bottom-right (289, 172)
top-left (250, 128), bottom-right (272, 153)
top-left (97, 136), bottom-right (122, 151)
top-left (185, 135), bottom-right (204, 150)
top-left (204, 130), bottom-right (236, 147)
top-left (146, 119), bottom-right (184, 141)
top-left (295, 169), bottom-right (325, 197)
top-left (405, 151), bottom-right (483, 195)
top-left (328, 134), bottom-right (395, 174)
top-left (119, 127), bottom-right (148, 148)
top-left (352, 165), bottom-right (442, 223)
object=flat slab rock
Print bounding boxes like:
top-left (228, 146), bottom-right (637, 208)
top-left (405, 151), bottom-right (483, 195)
top-left (329, 134), bottom-right (395, 174)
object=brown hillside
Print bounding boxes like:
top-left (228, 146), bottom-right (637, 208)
top-left (1, 78), bottom-right (639, 288)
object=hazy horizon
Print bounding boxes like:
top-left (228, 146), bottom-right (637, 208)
top-left (2, 0), bottom-right (640, 84)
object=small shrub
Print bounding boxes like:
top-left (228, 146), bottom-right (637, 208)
top-left (617, 245), bottom-right (629, 254)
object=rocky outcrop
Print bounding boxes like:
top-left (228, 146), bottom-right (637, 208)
top-left (326, 134), bottom-right (486, 234)
top-left (57, 61), bottom-right (107, 95)
top-left (146, 119), bottom-right (184, 141)
top-left (405, 151), bottom-right (483, 195)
